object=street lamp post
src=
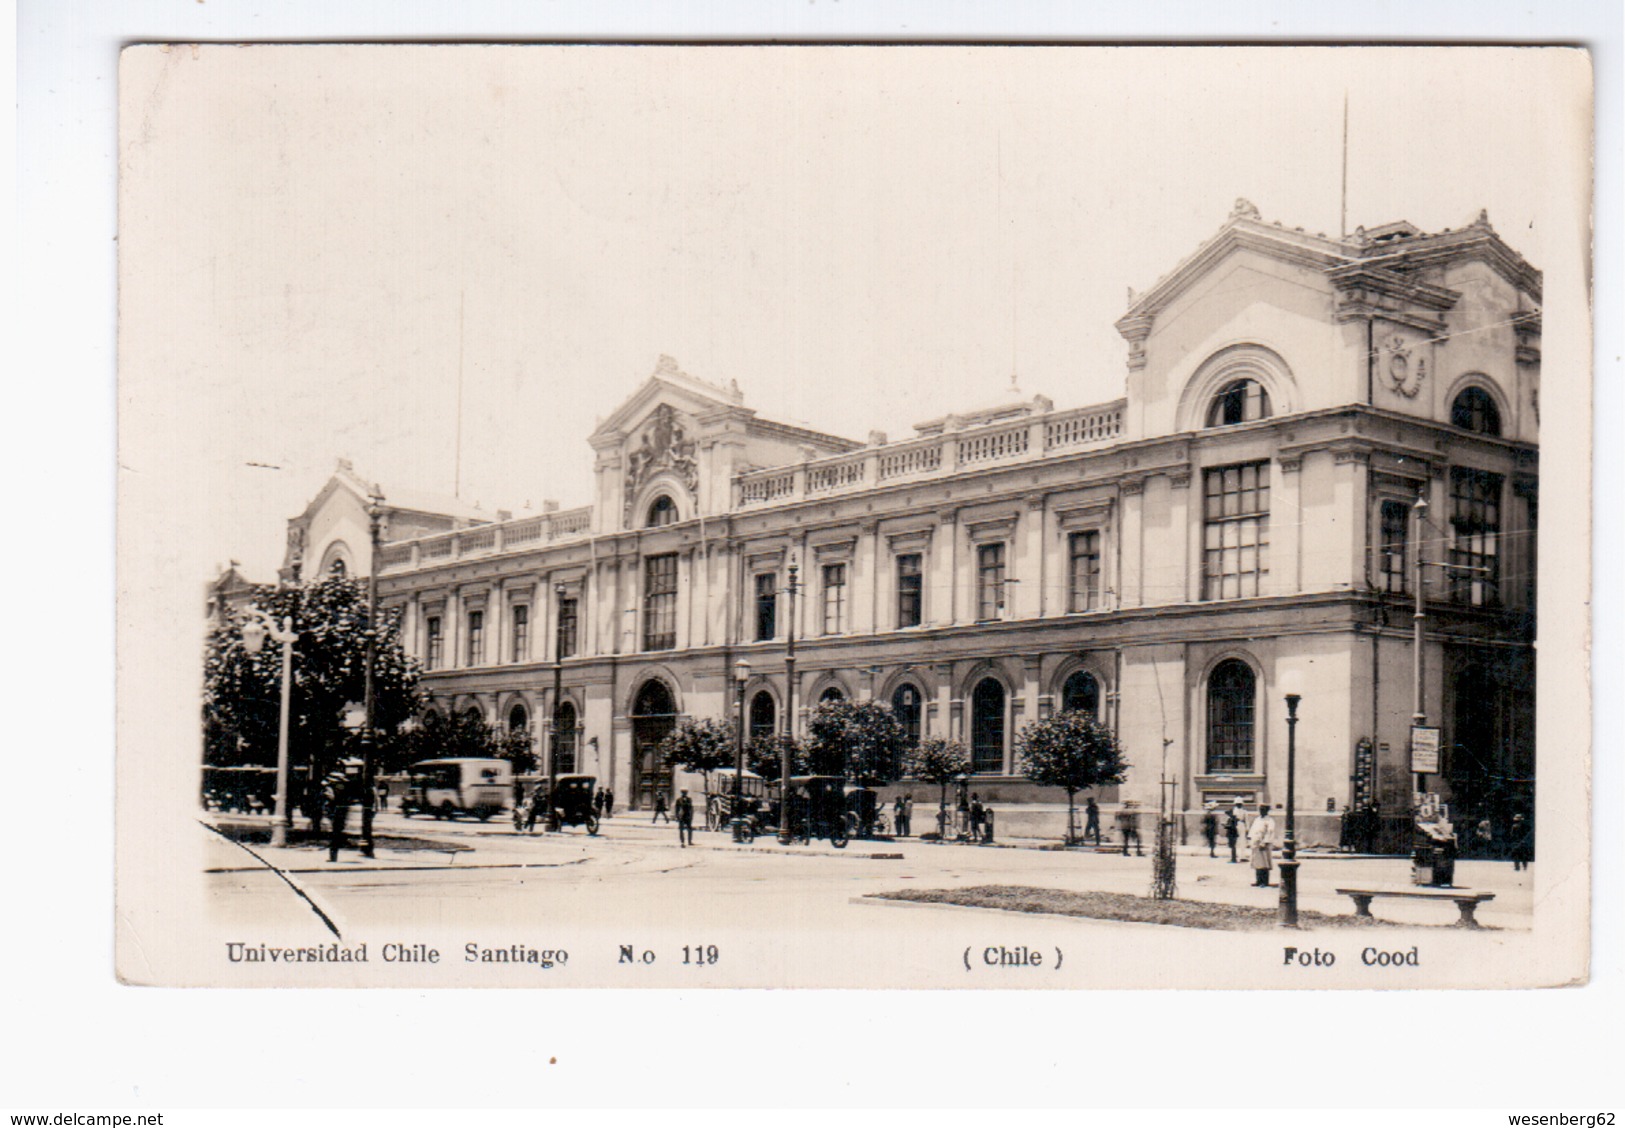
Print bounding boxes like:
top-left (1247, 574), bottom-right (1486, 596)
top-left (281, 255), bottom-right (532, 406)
top-left (241, 609), bottom-right (297, 847)
top-left (1411, 492), bottom-right (1430, 797)
top-left (778, 558), bottom-right (799, 845)
top-left (359, 487), bottom-right (386, 859)
top-left (1279, 672), bottom-right (1303, 929)
top-left (732, 657), bottom-right (751, 842)
top-left (549, 581), bottom-right (567, 832)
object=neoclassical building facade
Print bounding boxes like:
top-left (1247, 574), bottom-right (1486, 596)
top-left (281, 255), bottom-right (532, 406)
top-left (281, 202), bottom-right (1540, 840)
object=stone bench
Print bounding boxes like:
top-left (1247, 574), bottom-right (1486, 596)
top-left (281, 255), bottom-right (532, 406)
top-left (1335, 886), bottom-right (1496, 929)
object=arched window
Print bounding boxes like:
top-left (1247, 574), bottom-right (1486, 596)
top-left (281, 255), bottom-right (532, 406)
top-left (1451, 386), bottom-right (1502, 436)
top-left (646, 495), bottom-right (678, 527)
top-left (327, 557), bottom-right (347, 578)
top-left (970, 678), bottom-right (1006, 774)
top-left (1206, 660), bottom-right (1256, 773)
top-left (508, 703), bottom-right (529, 732)
top-left (553, 701), bottom-right (578, 774)
top-left (749, 691), bottom-right (776, 742)
top-left (819, 686), bottom-right (845, 704)
top-left (463, 707), bottom-right (484, 726)
top-left (891, 684), bottom-right (923, 747)
top-left (1061, 670), bottom-right (1101, 718)
top-left (1206, 378), bottom-right (1272, 427)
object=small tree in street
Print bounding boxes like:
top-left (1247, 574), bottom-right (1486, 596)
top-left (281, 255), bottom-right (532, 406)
top-left (495, 726), bottom-right (538, 776)
top-left (1017, 710), bottom-right (1130, 845)
top-left (745, 732), bottom-right (808, 782)
top-left (806, 698), bottom-right (911, 784)
top-left (658, 716), bottom-right (736, 795)
top-left (904, 737), bottom-right (971, 840)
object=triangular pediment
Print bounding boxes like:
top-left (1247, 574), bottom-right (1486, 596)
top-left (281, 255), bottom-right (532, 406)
top-left (590, 355), bottom-right (748, 445)
top-left (1117, 205), bottom-right (1348, 338)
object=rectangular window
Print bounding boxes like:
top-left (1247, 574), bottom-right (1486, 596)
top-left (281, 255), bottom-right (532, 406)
top-left (425, 615), bottom-right (443, 670)
top-left (1449, 468), bottom-right (1503, 606)
top-left (643, 554), bottom-right (678, 651)
top-left (510, 604), bottom-right (529, 662)
top-left (1202, 462), bottom-right (1271, 600)
top-left (754, 572), bottom-right (777, 641)
top-left (557, 597), bottom-right (578, 659)
top-left (896, 553), bottom-right (923, 628)
top-left (1068, 531), bottom-right (1102, 612)
top-left (822, 563), bottom-right (847, 634)
top-left (466, 610), bottom-right (484, 666)
top-left (1379, 500), bottom-right (1410, 595)
top-left (976, 543), bottom-right (1006, 620)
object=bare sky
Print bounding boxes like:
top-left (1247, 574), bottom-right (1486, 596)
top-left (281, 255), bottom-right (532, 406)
top-left (119, 45), bottom-right (1589, 580)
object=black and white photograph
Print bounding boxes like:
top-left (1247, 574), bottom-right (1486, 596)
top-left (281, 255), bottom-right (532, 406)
top-left (112, 43), bottom-right (1592, 994)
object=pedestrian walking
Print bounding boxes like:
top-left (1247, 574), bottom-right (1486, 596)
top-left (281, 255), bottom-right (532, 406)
top-left (1084, 796), bottom-right (1101, 846)
top-left (604, 789), bottom-right (615, 818)
top-left (1224, 804), bottom-right (1241, 863)
top-left (323, 770), bottom-right (352, 863)
top-left (1117, 802), bottom-right (1144, 856)
top-left (595, 787), bottom-right (607, 818)
top-left (1202, 802), bottom-right (1219, 857)
top-left (652, 791), bottom-right (670, 824)
top-left (1248, 805), bottom-right (1277, 887)
top-left (969, 793), bottom-right (985, 842)
top-left (1510, 813), bottom-right (1533, 871)
top-left (893, 794), bottom-right (906, 838)
top-left (675, 789), bottom-right (695, 846)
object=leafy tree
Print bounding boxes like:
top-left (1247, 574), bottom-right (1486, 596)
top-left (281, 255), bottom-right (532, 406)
top-left (805, 698), bottom-right (911, 784)
top-left (401, 709), bottom-right (503, 770)
top-left (1017, 709), bottom-right (1130, 844)
top-left (745, 732), bottom-right (809, 781)
top-left (658, 716), bottom-right (736, 793)
top-left (495, 725), bottom-right (538, 775)
top-left (903, 737), bottom-right (970, 838)
top-left (203, 577), bottom-right (424, 781)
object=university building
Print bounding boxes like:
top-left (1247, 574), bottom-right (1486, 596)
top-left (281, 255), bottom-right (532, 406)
top-left (270, 201), bottom-right (1540, 842)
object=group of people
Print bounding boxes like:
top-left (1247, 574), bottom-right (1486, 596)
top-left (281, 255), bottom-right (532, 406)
top-left (1195, 799), bottom-right (1281, 886)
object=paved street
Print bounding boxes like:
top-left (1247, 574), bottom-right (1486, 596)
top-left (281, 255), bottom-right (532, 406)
top-left (199, 808), bottom-right (1538, 988)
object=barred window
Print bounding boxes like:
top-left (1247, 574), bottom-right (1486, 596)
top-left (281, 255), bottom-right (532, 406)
top-left (1202, 463), bottom-right (1270, 600)
top-left (977, 543), bottom-right (1007, 621)
top-left (643, 554), bottom-right (678, 651)
top-left (1206, 659), bottom-right (1256, 773)
top-left (748, 691), bottom-right (776, 742)
top-left (466, 610), bottom-right (484, 666)
top-left (896, 554), bottom-right (923, 628)
top-left (557, 597), bottom-right (578, 659)
top-left (425, 615), bottom-right (443, 670)
top-left (1206, 378), bottom-right (1272, 427)
top-left (511, 604), bottom-right (529, 663)
top-left (971, 678), bottom-right (1006, 774)
top-left (822, 563), bottom-right (847, 634)
top-left (1449, 468), bottom-right (1502, 606)
top-left (892, 683), bottom-right (923, 746)
top-left (1379, 500), bottom-right (1410, 595)
top-left (553, 701), bottom-right (578, 774)
top-left (1061, 670), bottom-right (1100, 717)
top-left (1068, 530), bottom-right (1102, 612)
top-left (1450, 387), bottom-right (1502, 436)
top-left (754, 572), bottom-right (777, 641)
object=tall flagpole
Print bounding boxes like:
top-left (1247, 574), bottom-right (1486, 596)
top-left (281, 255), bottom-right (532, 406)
top-left (455, 290), bottom-right (465, 498)
top-left (1340, 93), bottom-right (1349, 237)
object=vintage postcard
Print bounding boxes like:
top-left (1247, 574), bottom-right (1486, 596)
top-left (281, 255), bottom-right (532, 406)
top-left (116, 43), bottom-right (1593, 989)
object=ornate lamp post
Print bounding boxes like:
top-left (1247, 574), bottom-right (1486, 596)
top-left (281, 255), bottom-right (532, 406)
top-left (778, 557), bottom-right (799, 845)
top-left (359, 487), bottom-right (387, 859)
top-left (1411, 492), bottom-right (1430, 797)
top-left (1279, 669), bottom-right (1303, 929)
top-left (549, 581), bottom-right (567, 832)
top-left (240, 609), bottom-right (297, 848)
top-left (732, 657), bottom-right (750, 842)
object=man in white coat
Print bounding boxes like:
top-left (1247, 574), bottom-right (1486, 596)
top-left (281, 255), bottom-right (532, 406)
top-left (1247, 804), bottom-right (1278, 888)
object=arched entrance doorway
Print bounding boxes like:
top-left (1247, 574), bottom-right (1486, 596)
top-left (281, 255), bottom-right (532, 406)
top-left (630, 679), bottom-right (678, 811)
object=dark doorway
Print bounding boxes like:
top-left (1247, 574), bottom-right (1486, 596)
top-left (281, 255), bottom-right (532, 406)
top-left (630, 679), bottom-right (678, 811)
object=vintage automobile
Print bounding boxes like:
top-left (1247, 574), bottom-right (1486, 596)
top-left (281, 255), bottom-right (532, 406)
top-left (548, 774), bottom-right (601, 835)
top-left (704, 768), bottom-right (768, 834)
top-left (843, 786), bottom-right (887, 839)
top-left (779, 775), bottom-right (850, 848)
top-left (401, 758), bottom-right (512, 821)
